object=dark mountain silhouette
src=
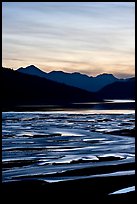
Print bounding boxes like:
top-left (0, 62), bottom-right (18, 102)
top-left (47, 71), bottom-right (119, 92)
top-left (18, 65), bottom-right (48, 78)
top-left (1, 68), bottom-right (99, 110)
top-left (98, 77), bottom-right (135, 99)
top-left (17, 65), bottom-right (118, 92)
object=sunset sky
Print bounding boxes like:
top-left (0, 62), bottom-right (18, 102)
top-left (2, 2), bottom-right (135, 78)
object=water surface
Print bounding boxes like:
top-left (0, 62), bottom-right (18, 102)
top-left (2, 106), bottom-right (135, 187)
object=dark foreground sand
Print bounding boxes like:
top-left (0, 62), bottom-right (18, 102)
top-left (2, 174), bottom-right (135, 203)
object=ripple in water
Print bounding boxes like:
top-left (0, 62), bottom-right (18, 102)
top-left (2, 111), bottom-right (135, 197)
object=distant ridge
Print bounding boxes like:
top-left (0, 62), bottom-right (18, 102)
top-left (17, 65), bottom-right (119, 92)
top-left (8, 64), bottom-right (134, 100)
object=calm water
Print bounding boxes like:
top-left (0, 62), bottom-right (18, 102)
top-left (2, 101), bottom-right (135, 194)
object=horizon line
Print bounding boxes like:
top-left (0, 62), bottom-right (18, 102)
top-left (2, 64), bottom-right (135, 79)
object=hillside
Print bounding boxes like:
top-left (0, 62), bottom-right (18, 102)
top-left (98, 78), bottom-right (135, 99)
top-left (1, 68), bottom-right (99, 110)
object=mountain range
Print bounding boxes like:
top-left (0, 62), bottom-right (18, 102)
top-left (1, 67), bottom-right (99, 110)
top-left (17, 65), bottom-right (134, 93)
top-left (17, 65), bottom-right (135, 99)
top-left (1, 65), bottom-right (135, 110)
top-left (18, 65), bottom-right (119, 92)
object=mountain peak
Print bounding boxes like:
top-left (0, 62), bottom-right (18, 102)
top-left (18, 65), bottom-right (40, 71)
top-left (25, 65), bottom-right (40, 70)
top-left (17, 65), bottom-right (48, 78)
top-left (71, 72), bottom-right (89, 77)
top-left (96, 73), bottom-right (116, 78)
top-left (49, 70), bottom-right (66, 75)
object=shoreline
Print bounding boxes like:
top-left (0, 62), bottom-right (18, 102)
top-left (2, 101), bottom-right (135, 112)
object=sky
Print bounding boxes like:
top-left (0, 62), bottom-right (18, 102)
top-left (2, 2), bottom-right (135, 78)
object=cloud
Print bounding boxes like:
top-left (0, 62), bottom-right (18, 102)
top-left (2, 2), bottom-right (135, 78)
